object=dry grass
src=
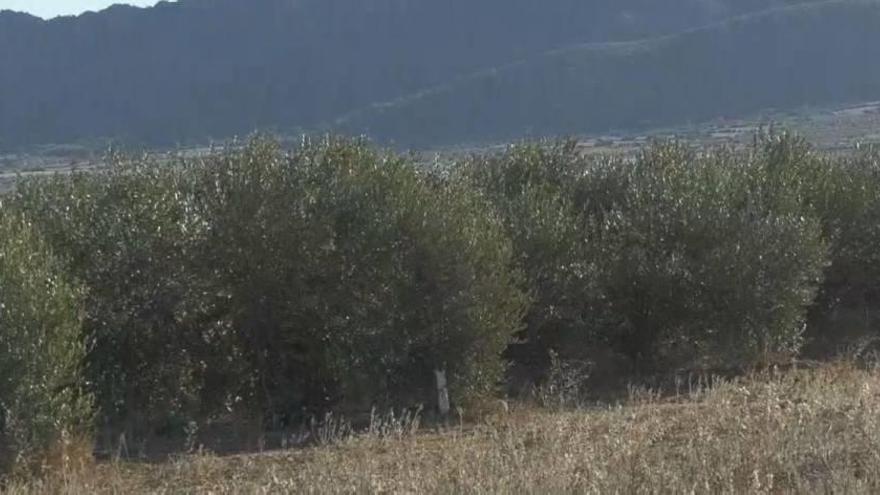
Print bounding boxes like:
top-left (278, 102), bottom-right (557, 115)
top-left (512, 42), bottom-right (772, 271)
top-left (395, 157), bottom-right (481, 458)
top-left (8, 362), bottom-right (880, 494)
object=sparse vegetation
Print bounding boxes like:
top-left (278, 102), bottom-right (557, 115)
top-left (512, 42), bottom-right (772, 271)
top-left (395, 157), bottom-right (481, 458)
top-left (8, 363), bottom-right (880, 493)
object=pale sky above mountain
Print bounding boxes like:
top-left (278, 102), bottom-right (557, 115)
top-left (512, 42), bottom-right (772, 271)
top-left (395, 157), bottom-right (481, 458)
top-left (0, 0), bottom-right (167, 19)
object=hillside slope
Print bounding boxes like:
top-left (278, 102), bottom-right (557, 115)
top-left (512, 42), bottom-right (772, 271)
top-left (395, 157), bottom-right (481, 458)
top-left (338, 0), bottom-right (880, 147)
top-left (0, 0), bottom-right (822, 150)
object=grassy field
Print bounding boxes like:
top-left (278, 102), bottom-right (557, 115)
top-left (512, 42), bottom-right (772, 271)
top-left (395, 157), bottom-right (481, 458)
top-left (9, 362), bottom-right (880, 494)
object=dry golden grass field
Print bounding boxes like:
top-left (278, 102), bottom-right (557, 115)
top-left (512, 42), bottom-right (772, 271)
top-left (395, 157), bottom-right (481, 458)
top-left (7, 362), bottom-right (880, 494)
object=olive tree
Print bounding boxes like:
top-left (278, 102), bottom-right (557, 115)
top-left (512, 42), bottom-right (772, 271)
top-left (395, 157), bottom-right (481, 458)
top-left (0, 208), bottom-right (92, 474)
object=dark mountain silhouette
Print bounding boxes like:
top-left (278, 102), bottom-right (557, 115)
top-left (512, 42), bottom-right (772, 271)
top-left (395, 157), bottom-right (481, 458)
top-left (0, 0), bottom-right (867, 150)
top-left (338, 0), bottom-right (880, 147)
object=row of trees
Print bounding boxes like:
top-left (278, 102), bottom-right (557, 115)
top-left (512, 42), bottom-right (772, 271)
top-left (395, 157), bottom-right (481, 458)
top-left (1, 134), bottom-right (878, 474)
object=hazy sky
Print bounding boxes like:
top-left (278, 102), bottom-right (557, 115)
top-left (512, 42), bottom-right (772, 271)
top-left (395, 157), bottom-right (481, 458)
top-left (0, 1), bottom-right (166, 19)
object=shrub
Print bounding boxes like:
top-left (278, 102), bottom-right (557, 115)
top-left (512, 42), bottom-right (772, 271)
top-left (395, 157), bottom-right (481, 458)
top-left (11, 155), bottom-right (228, 435)
top-left (814, 149), bottom-right (880, 304)
top-left (582, 142), bottom-right (828, 369)
top-left (11, 137), bottom-right (527, 432)
top-left (455, 141), bottom-right (598, 380)
top-left (0, 207), bottom-right (92, 474)
top-left (462, 138), bottom-right (829, 376)
top-left (794, 144), bottom-right (880, 352)
top-left (724, 134), bottom-right (880, 354)
top-left (194, 137), bottom-right (527, 416)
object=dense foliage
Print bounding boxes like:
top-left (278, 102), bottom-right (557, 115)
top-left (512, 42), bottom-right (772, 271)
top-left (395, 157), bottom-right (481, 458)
top-left (11, 155), bottom-right (213, 438)
top-left (459, 137), bottom-right (829, 378)
top-left (10, 137), bottom-right (526, 442)
top-left (789, 143), bottom-right (880, 352)
top-left (0, 208), bottom-right (92, 474)
top-left (3, 134), bottom-right (880, 472)
top-left (455, 142), bottom-right (597, 378)
top-left (190, 138), bottom-right (526, 418)
top-left (582, 141), bottom-right (827, 369)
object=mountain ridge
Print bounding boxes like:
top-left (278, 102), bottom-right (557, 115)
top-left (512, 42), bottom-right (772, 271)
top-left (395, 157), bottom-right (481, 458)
top-left (335, 0), bottom-right (880, 147)
top-left (0, 0), bottom-right (867, 150)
